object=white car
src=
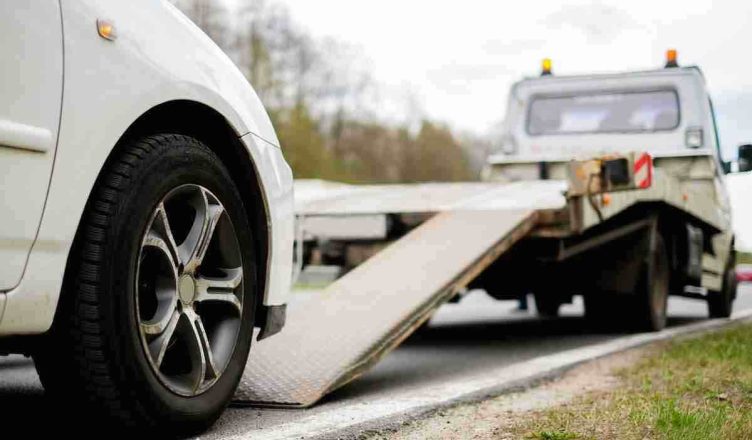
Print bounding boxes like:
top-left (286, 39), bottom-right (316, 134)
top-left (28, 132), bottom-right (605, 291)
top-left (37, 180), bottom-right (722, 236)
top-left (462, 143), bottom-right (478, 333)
top-left (0, 0), bottom-right (293, 433)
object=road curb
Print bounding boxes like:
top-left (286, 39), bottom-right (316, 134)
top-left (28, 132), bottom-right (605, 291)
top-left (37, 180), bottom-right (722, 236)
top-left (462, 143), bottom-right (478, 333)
top-left (228, 309), bottom-right (752, 440)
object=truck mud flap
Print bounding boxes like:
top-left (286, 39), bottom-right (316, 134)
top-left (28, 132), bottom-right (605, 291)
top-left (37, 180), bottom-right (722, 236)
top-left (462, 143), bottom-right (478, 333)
top-left (234, 209), bottom-right (537, 407)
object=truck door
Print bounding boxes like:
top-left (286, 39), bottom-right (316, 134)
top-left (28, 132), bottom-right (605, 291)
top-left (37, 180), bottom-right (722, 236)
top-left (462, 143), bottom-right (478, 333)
top-left (0, 2), bottom-right (63, 290)
top-left (708, 98), bottom-right (732, 224)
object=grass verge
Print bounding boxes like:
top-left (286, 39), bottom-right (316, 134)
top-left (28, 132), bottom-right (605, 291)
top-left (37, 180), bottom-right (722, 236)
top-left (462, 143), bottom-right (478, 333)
top-left (738, 251), bottom-right (752, 265)
top-left (519, 323), bottom-right (752, 439)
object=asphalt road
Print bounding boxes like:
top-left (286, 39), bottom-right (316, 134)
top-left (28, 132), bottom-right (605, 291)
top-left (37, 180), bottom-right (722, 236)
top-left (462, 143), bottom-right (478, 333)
top-left (1, 285), bottom-right (750, 437)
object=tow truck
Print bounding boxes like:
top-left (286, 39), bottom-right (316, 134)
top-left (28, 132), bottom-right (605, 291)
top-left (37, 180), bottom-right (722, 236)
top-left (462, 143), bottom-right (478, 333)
top-left (233, 51), bottom-right (752, 407)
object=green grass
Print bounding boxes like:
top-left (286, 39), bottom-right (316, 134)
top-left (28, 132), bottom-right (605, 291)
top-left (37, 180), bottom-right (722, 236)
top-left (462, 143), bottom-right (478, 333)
top-left (738, 251), bottom-right (752, 265)
top-left (528, 429), bottom-right (578, 440)
top-left (515, 323), bottom-right (752, 439)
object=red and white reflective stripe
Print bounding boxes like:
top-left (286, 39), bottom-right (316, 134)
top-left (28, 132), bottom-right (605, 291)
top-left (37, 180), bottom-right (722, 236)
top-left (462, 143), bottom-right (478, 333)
top-left (634, 152), bottom-right (653, 189)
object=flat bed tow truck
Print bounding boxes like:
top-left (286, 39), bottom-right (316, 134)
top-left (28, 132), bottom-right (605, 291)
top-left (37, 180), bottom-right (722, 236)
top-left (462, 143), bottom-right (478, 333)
top-left (233, 52), bottom-right (750, 407)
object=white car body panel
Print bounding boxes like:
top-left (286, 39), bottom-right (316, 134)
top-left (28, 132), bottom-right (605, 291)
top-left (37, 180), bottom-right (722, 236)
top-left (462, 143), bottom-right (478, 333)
top-left (241, 132), bottom-right (295, 307)
top-left (0, 0), bottom-right (293, 334)
top-left (0, 1), bottom-right (63, 290)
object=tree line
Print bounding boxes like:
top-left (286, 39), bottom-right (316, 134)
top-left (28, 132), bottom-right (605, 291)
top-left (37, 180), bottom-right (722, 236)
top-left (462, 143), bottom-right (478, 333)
top-left (173, 0), bottom-right (477, 183)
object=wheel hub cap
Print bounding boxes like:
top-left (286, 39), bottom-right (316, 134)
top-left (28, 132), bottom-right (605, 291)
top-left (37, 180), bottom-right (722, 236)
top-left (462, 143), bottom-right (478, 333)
top-left (135, 184), bottom-right (244, 397)
top-left (178, 274), bottom-right (196, 305)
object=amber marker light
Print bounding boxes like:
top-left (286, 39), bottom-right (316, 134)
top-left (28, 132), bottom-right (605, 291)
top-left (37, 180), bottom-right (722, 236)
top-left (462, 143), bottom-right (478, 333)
top-left (97, 19), bottom-right (117, 41)
top-left (665, 49), bottom-right (678, 68)
top-left (541, 58), bottom-right (552, 76)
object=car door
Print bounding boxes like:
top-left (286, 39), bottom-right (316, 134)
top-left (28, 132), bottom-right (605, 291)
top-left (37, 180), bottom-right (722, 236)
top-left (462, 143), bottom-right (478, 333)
top-left (0, 1), bottom-right (63, 290)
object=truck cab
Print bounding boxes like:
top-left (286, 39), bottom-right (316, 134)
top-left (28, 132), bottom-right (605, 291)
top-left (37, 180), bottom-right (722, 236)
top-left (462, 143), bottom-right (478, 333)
top-left (485, 56), bottom-right (736, 182)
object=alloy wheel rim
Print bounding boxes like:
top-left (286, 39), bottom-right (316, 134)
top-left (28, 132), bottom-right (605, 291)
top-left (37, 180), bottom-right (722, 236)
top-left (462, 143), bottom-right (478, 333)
top-left (136, 184), bottom-right (244, 396)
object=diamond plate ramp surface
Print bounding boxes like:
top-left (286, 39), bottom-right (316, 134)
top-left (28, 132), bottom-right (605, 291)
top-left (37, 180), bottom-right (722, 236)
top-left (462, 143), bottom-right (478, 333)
top-left (234, 209), bottom-right (537, 407)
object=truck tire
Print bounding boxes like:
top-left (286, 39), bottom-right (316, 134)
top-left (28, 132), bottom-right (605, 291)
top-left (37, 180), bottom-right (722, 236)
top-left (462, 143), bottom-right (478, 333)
top-left (33, 134), bottom-right (257, 435)
top-left (632, 233), bottom-right (669, 332)
top-left (708, 255), bottom-right (737, 318)
top-left (534, 294), bottom-right (561, 318)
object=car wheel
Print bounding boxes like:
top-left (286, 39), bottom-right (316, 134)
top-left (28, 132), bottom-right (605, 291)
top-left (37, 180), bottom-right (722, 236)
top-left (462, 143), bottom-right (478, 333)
top-left (708, 253), bottom-right (737, 318)
top-left (33, 134), bottom-right (257, 434)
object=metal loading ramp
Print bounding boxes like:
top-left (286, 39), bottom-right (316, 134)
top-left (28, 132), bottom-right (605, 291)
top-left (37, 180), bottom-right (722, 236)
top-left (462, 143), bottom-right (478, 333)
top-left (234, 208), bottom-right (537, 407)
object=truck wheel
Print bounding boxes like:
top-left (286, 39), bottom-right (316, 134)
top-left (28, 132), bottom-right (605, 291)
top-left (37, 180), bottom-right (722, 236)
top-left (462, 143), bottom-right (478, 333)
top-left (708, 256), bottom-right (737, 318)
top-left (534, 294), bottom-right (561, 318)
top-left (633, 234), bottom-right (669, 332)
top-left (33, 134), bottom-right (257, 434)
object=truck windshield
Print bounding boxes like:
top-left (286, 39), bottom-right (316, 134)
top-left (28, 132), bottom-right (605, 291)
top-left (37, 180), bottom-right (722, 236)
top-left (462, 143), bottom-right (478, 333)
top-left (527, 90), bottom-right (679, 135)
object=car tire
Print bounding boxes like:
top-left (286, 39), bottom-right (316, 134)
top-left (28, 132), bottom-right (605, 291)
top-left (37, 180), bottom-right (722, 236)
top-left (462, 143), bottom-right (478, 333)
top-left (708, 253), bottom-right (737, 318)
top-left (632, 233), bottom-right (669, 332)
top-left (33, 134), bottom-right (257, 435)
